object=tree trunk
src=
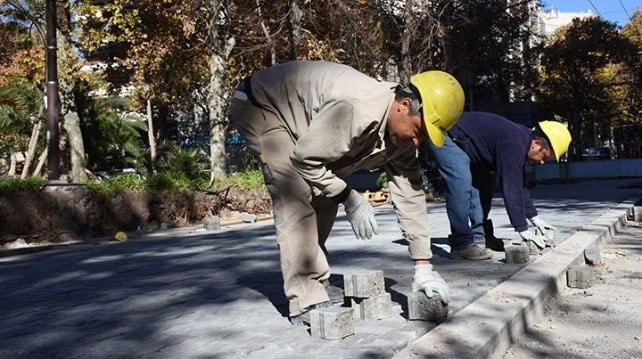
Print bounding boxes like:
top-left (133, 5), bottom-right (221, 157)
top-left (288, 0), bottom-right (302, 60)
top-left (208, 51), bottom-right (230, 180)
top-left (21, 119), bottom-right (42, 179)
top-left (34, 147), bottom-right (48, 176)
top-left (62, 110), bottom-right (86, 181)
top-left (399, 0), bottom-right (415, 83)
top-left (206, 0), bottom-right (235, 182)
top-left (147, 96), bottom-right (157, 173)
top-left (256, 0), bottom-right (276, 65)
top-left (56, 32), bottom-right (87, 182)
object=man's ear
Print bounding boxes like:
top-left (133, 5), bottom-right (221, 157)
top-left (532, 138), bottom-right (544, 150)
top-left (398, 97), bottom-right (412, 112)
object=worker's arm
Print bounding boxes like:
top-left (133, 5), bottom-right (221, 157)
top-left (496, 143), bottom-right (531, 232)
top-left (385, 146), bottom-right (432, 260)
top-left (290, 99), bottom-right (359, 199)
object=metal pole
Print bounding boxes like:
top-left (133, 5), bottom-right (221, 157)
top-left (45, 0), bottom-right (60, 180)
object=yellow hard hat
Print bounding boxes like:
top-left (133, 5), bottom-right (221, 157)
top-left (538, 120), bottom-right (572, 162)
top-left (410, 70), bottom-right (465, 147)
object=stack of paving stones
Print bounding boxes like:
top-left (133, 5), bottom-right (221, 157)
top-left (309, 270), bottom-right (391, 340)
top-left (567, 238), bottom-right (603, 289)
top-left (309, 269), bottom-right (450, 339)
top-left (344, 270), bottom-right (391, 321)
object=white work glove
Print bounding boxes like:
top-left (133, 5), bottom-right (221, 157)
top-left (519, 230), bottom-right (547, 249)
top-left (411, 264), bottom-right (450, 304)
top-left (343, 190), bottom-right (378, 239)
top-left (529, 216), bottom-right (556, 234)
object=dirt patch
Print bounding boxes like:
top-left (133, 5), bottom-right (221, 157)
top-left (0, 185), bottom-right (272, 246)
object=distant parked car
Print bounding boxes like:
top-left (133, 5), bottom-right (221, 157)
top-left (582, 147), bottom-right (610, 160)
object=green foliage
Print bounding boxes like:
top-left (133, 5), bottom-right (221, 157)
top-left (80, 95), bottom-right (148, 172)
top-left (0, 176), bottom-right (44, 194)
top-left (84, 173), bottom-right (145, 194)
top-left (538, 17), bottom-right (639, 158)
top-left (211, 169), bottom-right (265, 190)
top-left (143, 172), bottom-right (179, 192)
top-left (155, 145), bottom-right (210, 189)
top-left (157, 145), bottom-right (208, 180)
top-left (0, 79), bottom-right (43, 154)
top-left (83, 168), bottom-right (263, 194)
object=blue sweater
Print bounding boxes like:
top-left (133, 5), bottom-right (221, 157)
top-left (448, 112), bottom-right (537, 232)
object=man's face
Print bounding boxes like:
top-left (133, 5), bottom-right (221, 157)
top-left (387, 98), bottom-right (426, 148)
top-left (527, 139), bottom-right (553, 165)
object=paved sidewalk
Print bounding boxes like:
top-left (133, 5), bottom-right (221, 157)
top-left (0, 178), bottom-right (641, 358)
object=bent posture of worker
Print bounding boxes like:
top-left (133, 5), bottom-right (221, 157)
top-left (230, 60), bottom-right (464, 325)
top-left (427, 111), bottom-right (571, 256)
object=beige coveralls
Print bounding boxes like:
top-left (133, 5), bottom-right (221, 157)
top-left (230, 61), bottom-right (432, 316)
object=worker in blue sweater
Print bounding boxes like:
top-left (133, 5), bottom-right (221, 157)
top-left (426, 111), bottom-right (572, 259)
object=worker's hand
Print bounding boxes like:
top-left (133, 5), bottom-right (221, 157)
top-left (411, 264), bottom-right (450, 304)
top-left (343, 190), bottom-right (378, 239)
top-left (529, 216), bottom-right (556, 234)
top-left (519, 230), bottom-right (547, 249)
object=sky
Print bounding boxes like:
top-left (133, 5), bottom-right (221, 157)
top-left (542, 0), bottom-right (642, 27)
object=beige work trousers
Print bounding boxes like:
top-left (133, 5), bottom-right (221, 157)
top-left (231, 97), bottom-right (337, 316)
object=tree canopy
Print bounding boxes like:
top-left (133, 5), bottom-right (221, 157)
top-left (1, 1), bottom-right (641, 179)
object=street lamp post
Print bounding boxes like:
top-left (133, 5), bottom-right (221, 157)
top-left (45, 0), bottom-right (60, 180)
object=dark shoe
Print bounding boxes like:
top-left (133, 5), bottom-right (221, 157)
top-left (485, 235), bottom-right (506, 252)
top-left (483, 219), bottom-right (506, 252)
top-left (288, 301), bottom-right (331, 326)
top-left (450, 244), bottom-right (493, 260)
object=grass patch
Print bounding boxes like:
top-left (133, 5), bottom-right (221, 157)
top-left (0, 176), bottom-right (44, 194)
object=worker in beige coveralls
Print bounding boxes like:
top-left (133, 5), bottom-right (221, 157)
top-left (230, 60), bottom-right (465, 326)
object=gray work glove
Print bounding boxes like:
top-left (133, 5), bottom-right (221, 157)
top-left (519, 230), bottom-right (547, 249)
top-left (529, 216), bottom-right (556, 234)
top-left (411, 264), bottom-right (450, 304)
top-left (343, 190), bottom-right (378, 239)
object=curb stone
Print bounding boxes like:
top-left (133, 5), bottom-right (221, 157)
top-left (394, 195), bottom-right (639, 358)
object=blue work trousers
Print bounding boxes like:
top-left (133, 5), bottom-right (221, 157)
top-left (428, 136), bottom-right (485, 249)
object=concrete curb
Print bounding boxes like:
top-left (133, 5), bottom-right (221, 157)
top-left (394, 197), bottom-right (639, 358)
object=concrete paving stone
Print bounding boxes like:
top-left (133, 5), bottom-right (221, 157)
top-left (408, 292), bottom-right (448, 321)
top-left (310, 306), bottom-right (354, 339)
top-left (583, 240), bottom-right (604, 265)
top-left (0, 178), bottom-right (640, 358)
top-left (351, 292), bottom-right (392, 320)
top-left (505, 243), bottom-right (530, 263)
top-left (566, 265), bottom-right (595, 288)
top-left (343, 270), bottom-right (385, 298)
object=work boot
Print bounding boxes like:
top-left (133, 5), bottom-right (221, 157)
top-left (484, 219), bottom-right (506, 252)
top-left (288, 301), bottom-right (331, 326)
top-left (450, 244), bottom-right (493, 260)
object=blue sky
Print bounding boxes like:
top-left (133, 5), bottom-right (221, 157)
top-left (542, 0), bottom-right (642, 26)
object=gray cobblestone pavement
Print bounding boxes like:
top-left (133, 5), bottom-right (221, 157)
top-left (1, 178), bottom-right (641, 358)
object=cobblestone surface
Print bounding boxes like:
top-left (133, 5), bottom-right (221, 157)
top-left (0, 178), bottom-right (640, 359)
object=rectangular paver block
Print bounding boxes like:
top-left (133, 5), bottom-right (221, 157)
top-left (343, 270), bottom-right (385, 298)
top-left (351, 292), bottom-right (392, 320)
top-left (310, 306), bottom-right (354, 340)
top-left (408, 292), bottom-right (448, 321)
top-left (240, 212), bottom-right (257, 223)
top-left (527, 240), bottom-right (542, 255)
top-left (567, 265), bottom-right (594, 288)
top-left (584, 241), bottom-right (603, 265)
top-left (634, 206), bottom-right (642, 222)
top-left (505, 244), bottom-right (530, 264)
top-left (203, 216), bottom-right (220, 230)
